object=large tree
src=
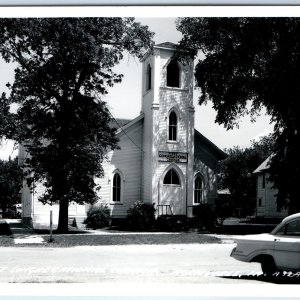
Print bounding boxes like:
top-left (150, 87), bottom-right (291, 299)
top-left (0, 18), bottom-right (153, 232)
top-left (176, 17), bottom-right (300, 214)
top-left (217, 134), bottom-right (275, 218)
top-left (0, 157), bottom-right (23, 217)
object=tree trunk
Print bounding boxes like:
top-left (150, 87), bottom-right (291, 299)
top-left (56, 198), bottom-right (69, 233)
top-left (1, 205), bottom-right (7, 218)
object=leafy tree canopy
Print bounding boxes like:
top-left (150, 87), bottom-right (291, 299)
top-left (217, 134), bottom-right (275, 218)
top-left (0, 18), bottom-right (154, 232)
top-left (176, 17), bottom-right (299, 213)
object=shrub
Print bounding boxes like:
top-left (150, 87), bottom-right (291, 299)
top-left (84, 204), bottom-right (111, 229)
top-left (193, 203), bottom-right (216, 230)
top-left (71, 217), bottom-right (78, 228)
top-left (127, 201), bottom-right (155, 231)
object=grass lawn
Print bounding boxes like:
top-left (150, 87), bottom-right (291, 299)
top-left (39, 232), bottom-right (221, 247)
top-left (0, 236), bottom-right (15, 246)
top-left (1, 230), bottom-right (220, 247)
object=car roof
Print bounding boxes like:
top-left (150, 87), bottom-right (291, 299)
top-left (282, 212), bottom-right (300, 224)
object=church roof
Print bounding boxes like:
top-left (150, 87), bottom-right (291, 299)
top-left (194, 129), bottom-right (227, 160)
top-left (110, 114), bottom-right (144, 135)
top-left (109, 118), bottom-right (132, 130)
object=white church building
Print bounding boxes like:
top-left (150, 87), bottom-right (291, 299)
top-left (20, 42), bottom-right (227, 228)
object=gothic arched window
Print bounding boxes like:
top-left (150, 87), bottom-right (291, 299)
top-left (112, 173), bottom-right (121, 202)
top-left (163, 168), bottom-right (180, 186)
top-left (194, 175), bottom-right (203, 204)
top-left (169, 111), bottom-right (177, 141)
top-left (166, 59), bottom-right (180, 88)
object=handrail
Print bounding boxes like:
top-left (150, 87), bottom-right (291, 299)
top-left (157, 204), bottom-right (173, 216)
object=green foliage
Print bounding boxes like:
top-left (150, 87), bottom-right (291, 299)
top-left (217, 134), bottom-right (275, 217)
top-left (214, 195), bottom-right (235, 225)
top-left (192, 203), bottom-right (216, 229)
top-left (176, 18), bottom-right (299, 213)
top-left (84, 204), bottom-right (111, 229)
top-left (127, 201), bottom-right (156, 231)
top-left (0, 157), bottom-right (23, 217)
top-left (0, 18), bottom-right (153, 232)
top-left (0, 94), bottom-right (16, 140)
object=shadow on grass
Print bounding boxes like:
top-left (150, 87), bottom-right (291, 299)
top-left (212, 225), bottom-right (277, 235)
top-left (34, 228), bottom-right (91, 235)
top-left (0, 221), bottom-right (12, 236)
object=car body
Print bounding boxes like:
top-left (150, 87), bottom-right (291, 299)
top-left (231, 212), bottom-right (300, 274)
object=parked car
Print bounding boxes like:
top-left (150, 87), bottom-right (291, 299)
top-left (231, 212), bottom-right (300, 275)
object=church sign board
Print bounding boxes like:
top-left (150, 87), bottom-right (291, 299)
top-left (158, 151), bottom-right (188, 163)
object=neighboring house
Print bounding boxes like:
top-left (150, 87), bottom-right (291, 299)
top-left (253, 156), bottom-right (288, 218)
top-left (19, 42), bottom-right (227, 228)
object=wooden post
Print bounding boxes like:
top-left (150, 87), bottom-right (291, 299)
top-left (49, 210), bottom-right (53, 242)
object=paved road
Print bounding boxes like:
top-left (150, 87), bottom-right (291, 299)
top-left (0, 243), bottom-right (265, 284)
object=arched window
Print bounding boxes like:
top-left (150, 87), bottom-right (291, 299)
top-left (169, 111), bottom-right (177, 141)
top-left (166, 59), bottom-right (180, 88)
top-left (146, 64), bottom-right (152, 91)
top-left (194, 176), bottom-right (203, 204)
top-left (112, 173), bottom-right (121, 202)
top-left (163, 168), bottom-right (180, 185)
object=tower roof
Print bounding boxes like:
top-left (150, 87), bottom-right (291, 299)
top-left (154, 42), bottom-right (177, 50)
top-left (140, 42), bottom-right (178, 62)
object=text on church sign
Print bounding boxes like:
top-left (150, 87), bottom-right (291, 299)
top-left (158, 151), bottom-right (188, 163)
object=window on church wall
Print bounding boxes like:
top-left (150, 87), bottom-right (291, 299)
top-left (146, 64), bottom-right (152, 91)
top-left (163, 168), bottom-right (180, 186)
top-left (168, 111), bottom-right (177, 141)
top-left (166, 59), bottom-right (180, 88)
top-left (112, 173), bottom-right (121, 202)
top-left (194, 176), bottom-right (203, 204)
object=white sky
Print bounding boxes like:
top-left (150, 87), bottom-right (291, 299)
top-left (0, 17), bottom-right (274, 160)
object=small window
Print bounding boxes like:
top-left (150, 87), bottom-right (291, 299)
top-left (258, 198), bottom-right (262, 207)
top-left (166, 59), bottom-right (180, 88)
top-left (163, 168), bottom-right (180, 185)
top-left (112, 173), bottom-right (121, 202)
top-left (194, 176), bottom-right (203, 204)
top-left (262, 173), bottom-right (265, 188)
top-left (168, 111), bottom-right (177, 141)
top-left (146, 64), bottom-right (152, 91)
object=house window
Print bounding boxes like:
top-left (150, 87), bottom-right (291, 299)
top-left (163, 168), bottom-right (180, 185)
top-left (112, 173), bottom-right (121, 202)
top-left (194, 176), bottom-right (203, 204)
top-left (166, 59), bottom-right (180, 88)
top-left (168, 111), bottom-right (177, 141)
top-left (146, 64), bottom-right (152, 91)
top-left (258, 198), bottom-right (262, 207)
top-left (262, 173), bottom-right (265, 188)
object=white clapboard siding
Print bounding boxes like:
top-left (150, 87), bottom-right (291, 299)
top-left (256, 172), bottom-right (288, 218)
top-left (96, 118), bottom-right (143, 217)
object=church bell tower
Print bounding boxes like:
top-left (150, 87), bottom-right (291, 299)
top-left (140, 42), bottom-right (195, 216)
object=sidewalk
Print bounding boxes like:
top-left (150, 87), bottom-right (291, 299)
top-left (3, 219), bottom-right (45, 244)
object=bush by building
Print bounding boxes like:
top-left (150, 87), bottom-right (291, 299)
top-left (127, 201), bottom-right (156, 231)
top-left (192, 203), bottom-right (216, 230)
top-left (84, 204), bottom-right (111, 229)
